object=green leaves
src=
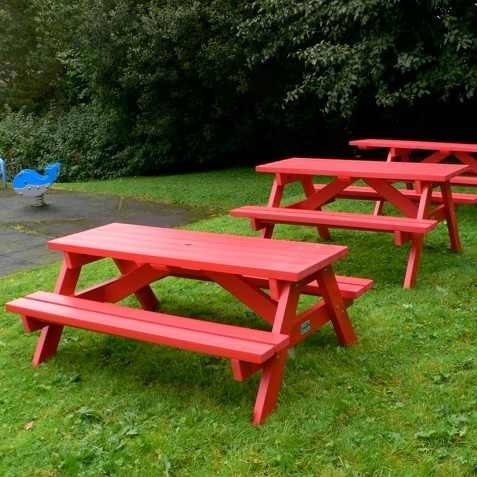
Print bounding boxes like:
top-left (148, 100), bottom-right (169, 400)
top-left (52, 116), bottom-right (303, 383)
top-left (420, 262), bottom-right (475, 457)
top-left (1, 0), bottom-right (477, 178)
top-left (239, 0), bottom-right (477, 120)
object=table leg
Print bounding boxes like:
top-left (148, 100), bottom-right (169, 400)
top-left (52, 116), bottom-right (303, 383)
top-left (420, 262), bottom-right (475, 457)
top-left (401, 182), bottom-right (433, 288)
top-left (374, 148), bottom-right (412, 215)
top-left (31, 324), bottom-right (64, 366)
top-left (54, 260), bottom-right (82, 295)
top-left (315, 266), bottom-right (357, 345)
top-left (253, 282), bottom-right (299, 424)
top-left (259, 179), bottom-right (284, 238)
top-left (253, 350), bottom-right (287, 424)
top-left (30, 260), bottom-right (83, 365)
top-left (439, 182), bottom-right (462, 251)
top-left (267, 179), bottom-right (285, 207)
top-left (252, 269), bottom-right (357, 423)
top-left (300, 177), bottom-right (331, 240)
top-left (416, 181), bottom-right (461, 250)
top-left (403, 233), bottom-right (425, 288)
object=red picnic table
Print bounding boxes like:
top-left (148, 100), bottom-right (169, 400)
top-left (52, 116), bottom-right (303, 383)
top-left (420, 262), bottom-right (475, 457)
top-left (349, 138), bottom-right (477, 189)
top-left (230, 157), bottom-right (469, 288)
top-left (5, 223), bottom-right (372, 424)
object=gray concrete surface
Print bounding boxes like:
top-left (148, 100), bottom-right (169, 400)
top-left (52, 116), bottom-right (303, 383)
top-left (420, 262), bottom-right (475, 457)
top-left (0, 187), bottom-right (210, 278)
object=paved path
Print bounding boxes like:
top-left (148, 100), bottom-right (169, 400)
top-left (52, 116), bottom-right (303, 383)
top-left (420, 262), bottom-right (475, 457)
top-left (0, 187), bottom-right (209, 277)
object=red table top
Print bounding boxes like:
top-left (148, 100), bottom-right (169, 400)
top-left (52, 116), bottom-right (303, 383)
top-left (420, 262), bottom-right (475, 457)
top-left (256, 157), bottom-right (470, 182)
top-left (349, 138), bottom-right (477, 153)
top-left (48, 223), bottom-right (348, 282)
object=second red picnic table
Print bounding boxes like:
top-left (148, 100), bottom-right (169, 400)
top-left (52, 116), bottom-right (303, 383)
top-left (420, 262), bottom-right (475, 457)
top-left (231, 157), bottom-right (470, 288)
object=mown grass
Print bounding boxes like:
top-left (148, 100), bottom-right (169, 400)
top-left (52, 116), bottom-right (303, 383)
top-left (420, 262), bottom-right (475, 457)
top-left (1, 168), bottom-right (476, 476)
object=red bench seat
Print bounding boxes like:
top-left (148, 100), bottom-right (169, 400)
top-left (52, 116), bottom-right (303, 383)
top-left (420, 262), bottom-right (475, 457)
top-left (6, 291), bottom-right (289, 366)
top-left (450, 175), bottom-right (477, 187)
top-left (312, 183), bottom-right (477, 205)
top-left (230, 205), bottom-right (438, 235)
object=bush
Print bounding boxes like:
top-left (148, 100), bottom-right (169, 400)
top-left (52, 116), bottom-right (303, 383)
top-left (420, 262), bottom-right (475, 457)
top-left (0, 108), bottom-right (45, 177)
top-left (0, 105), bottom-right (132, 182)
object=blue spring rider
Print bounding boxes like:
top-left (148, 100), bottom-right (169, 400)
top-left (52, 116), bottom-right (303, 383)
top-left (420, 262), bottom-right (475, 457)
top-left (0, 158), bottom-right (6, 189)
top-left (13, 162), bottom-right (61, 206)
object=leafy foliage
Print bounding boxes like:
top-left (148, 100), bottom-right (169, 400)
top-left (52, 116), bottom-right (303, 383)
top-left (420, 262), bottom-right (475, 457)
top-left (0, 0), bottom-right (65, 113)
top-left (0, 1), bottom-right (476, 179)
top-left (240, 0), bottom-right (477, 116)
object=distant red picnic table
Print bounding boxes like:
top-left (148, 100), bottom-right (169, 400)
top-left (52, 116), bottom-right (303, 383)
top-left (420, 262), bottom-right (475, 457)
top-left (349, 138), bottom-right (477, 189)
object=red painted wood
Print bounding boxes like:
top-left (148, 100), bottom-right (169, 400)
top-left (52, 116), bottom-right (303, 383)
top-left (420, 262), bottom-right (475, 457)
top-left (319, 275), bottom-right (373, 299)
top-left (349, 138), bottom-right (477, 153)
top-left (349, 139), bottom-right (477, 186)
top-left (253, 349), bottom-right (287, 424)
top-left (452, 175), bottom-right (477, 186)
top-left (231, 359), bottom-right (262, 382)
top-left (439, 182), bottom-right (461, 251)
top-left (246, 274), bottom-right (373, 300)
top-left (312, 183), bottom-right (477, 205)
top-left (252, 282), bottom-right (299, 423)
top-left (5, 224), bottom-right (372, 424)
top-left (47, 224), bottom-right (348, 283)
top-left (256, 158), bottom-right (469, 182)
top-left (32, 324), bottom-right (64, 366)
top-left (245, 156), bottom-right (466, 288)
top-left (230, 206), bottom-right (438, 233)
top-left (315, 265), bottom-right (357, 345)
top-left (6, 292), bottom-right (289, 364)
top-left (231, 203), bottom-right (439, 289)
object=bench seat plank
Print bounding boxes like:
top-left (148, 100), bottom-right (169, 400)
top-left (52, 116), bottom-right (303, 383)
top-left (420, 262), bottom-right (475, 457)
top-left (349, 138), bottom-right (477, 152)
top-left (159, 266), bottom-right (373, 301)
top-left (230, 206), bottom-right (438, 234)
top-left (313, 183), bottom-right (477, 205)
top-left (6, 291), bottom-right (289, 364)
top-left (246, 274), bottom-right (373, 300)
top-left (451, 175), bottom-right (477, 187)
top-left (315, 275), bottom-right (373, 298)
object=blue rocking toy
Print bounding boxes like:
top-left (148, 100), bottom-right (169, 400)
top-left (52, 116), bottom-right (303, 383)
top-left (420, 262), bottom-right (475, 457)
top-left (13, 162), bottom-right (61, 206)
top-left (0, 158), bottom-right (6, 189)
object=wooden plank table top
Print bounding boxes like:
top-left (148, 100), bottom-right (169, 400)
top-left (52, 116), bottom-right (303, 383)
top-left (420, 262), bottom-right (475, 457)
top-left (48, 223), bottom-right (348, 282)
top-left (349, 138), bottom-right (477, 153)
top-left (256, 157), bottom-right (468, 182)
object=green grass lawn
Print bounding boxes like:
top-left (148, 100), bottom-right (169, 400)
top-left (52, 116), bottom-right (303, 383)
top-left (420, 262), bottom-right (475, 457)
top-left (1, 168), bottom-right (476, 476)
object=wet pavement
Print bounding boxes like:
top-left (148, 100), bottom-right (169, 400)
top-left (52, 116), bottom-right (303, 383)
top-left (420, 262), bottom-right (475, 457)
top-left (0, 187), bottom-right (210, 278)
